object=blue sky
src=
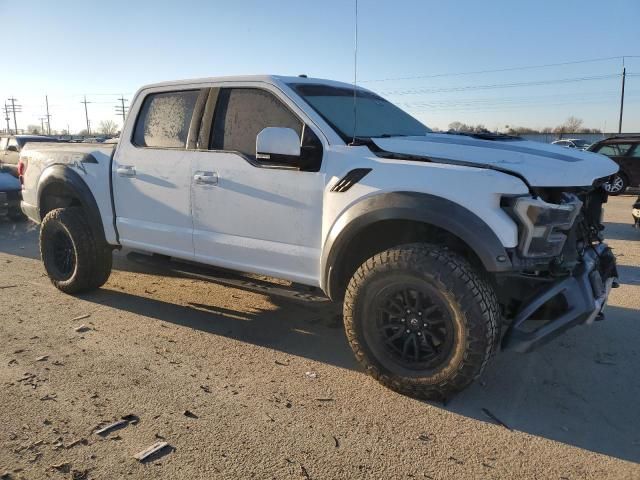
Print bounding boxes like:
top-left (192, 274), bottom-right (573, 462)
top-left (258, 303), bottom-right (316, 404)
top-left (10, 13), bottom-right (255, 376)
top-left (1, 0), bottom-right (639, 133)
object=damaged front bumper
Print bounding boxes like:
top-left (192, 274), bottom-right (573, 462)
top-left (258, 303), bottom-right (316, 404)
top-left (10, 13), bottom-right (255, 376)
top-left (502, 243), bottom-right (618, 352)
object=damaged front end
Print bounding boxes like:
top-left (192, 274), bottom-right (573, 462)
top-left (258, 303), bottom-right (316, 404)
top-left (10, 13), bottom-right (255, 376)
top-left (498, 180), bottom-right (619, 352)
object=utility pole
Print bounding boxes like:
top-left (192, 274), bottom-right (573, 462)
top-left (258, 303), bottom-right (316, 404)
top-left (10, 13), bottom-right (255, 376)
top-left (81, 95), bottom-right (92, 135)
top-left (3, 103), bottom-right (10, 133)
top-left (618, 66), bottom-right (626, 134)
top-left (45, 95), bottom-right (51, 135)
top-left (115, 95), bottom-right (128, 127)
top-left (7, 97), bottom-right (20, 133)
top-left (39, 117), bottom-right (46, 134)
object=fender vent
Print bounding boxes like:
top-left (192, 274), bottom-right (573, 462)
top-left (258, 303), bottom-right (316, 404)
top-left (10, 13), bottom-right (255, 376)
top-left (331, 168), bottom-right (372, 193)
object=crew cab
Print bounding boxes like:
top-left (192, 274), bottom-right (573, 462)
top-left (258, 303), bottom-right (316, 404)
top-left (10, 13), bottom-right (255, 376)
top-left (19, 75), bottom-right (620, 400)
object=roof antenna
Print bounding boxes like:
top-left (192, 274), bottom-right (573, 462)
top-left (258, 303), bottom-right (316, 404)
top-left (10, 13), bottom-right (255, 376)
top-left (350, 0), bottom-right (359, 146)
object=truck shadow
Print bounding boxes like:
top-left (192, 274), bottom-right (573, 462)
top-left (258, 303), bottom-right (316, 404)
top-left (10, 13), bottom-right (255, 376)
top-left (80, 276), bottom-right (640, 464)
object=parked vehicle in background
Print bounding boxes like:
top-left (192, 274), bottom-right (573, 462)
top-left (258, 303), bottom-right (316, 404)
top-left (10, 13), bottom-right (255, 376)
top-left (0, 168), bottom-right (23, 220)
top-left (18, 75), bottom-right (620, 400)
top-left (633, 196), bottom-right (640, 228)
top-left (0, 135), bottom-right (60, 177)
top-left (552, 139), bottom-right (591, 150)
top-left (588, 135), bottom-right (640, 195)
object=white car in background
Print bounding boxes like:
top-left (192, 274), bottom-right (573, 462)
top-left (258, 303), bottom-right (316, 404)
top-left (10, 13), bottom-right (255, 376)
top-left (552, 138), bottom-right (591, 150)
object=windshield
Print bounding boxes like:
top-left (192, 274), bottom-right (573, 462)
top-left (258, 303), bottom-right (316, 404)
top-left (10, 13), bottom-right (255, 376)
top-left (289, 83), bottom-right (430, 141)
top-left (573, 139), bottom-right (589, 147)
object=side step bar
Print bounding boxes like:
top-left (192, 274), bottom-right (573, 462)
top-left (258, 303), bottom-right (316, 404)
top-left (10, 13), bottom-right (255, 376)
top-left (125, 252), bottom-right (331, 304)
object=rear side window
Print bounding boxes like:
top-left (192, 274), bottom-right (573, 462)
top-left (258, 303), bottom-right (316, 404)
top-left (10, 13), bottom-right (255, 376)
top-left (210, 88), bottom-right (302, 158)
top-left (595, 143), bottom-right (633, 156)
top-left (133, 90), bottom-right (199, 148)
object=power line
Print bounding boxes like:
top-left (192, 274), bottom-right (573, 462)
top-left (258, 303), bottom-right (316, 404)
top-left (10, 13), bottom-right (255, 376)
top-left (363, 55), bottom-right (640, 83)
top-left (380, 74), bottom-right (621, 96)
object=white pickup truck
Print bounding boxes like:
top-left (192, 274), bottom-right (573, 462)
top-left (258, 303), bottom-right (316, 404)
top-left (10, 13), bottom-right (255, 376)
top-left (19, 75), bottom-right (619, 400)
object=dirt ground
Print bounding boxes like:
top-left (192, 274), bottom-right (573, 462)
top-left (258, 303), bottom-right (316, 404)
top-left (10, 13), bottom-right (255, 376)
top-left (0, 195), bottom-right (639, 479)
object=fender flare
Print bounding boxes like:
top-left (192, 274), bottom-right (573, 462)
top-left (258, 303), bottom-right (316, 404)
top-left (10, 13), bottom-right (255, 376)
top-left (37, 165), bottom-right (107, 245)
top-left (321, 192), bottom-right (513, 298)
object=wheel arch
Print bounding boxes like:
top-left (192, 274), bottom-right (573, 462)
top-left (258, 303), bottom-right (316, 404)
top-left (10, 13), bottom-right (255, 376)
top-left (37, 165), bottom-right (107, 246)
top-left (321, 192), bottom-right (512, 301)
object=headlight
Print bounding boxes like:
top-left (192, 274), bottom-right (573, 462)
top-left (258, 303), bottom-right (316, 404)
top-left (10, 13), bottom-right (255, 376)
top-left (509, 195), bottom-right (582, 258)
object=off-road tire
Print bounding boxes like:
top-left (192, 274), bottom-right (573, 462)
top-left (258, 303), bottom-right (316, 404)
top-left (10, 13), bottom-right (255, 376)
top-left (343, 243), bottom-right (500, 401)
top-left (40, 207), bottom-right (112, 294)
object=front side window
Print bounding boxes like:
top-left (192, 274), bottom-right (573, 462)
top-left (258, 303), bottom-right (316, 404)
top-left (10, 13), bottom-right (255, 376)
top-left (595, 143), bottom-right (633, 157)
top-left (133, 90), bottom-right (200, 148)
top-left (210, 88), bottom-right (303, 158)
top-left (289, 83), bottom-right (430, 141)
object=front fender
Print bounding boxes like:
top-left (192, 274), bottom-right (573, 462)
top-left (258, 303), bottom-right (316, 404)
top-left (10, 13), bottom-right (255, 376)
top-left (321, 192), bottom-right (513, 298)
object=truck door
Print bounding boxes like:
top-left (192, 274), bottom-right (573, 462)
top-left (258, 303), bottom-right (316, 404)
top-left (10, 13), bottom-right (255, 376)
top-left (112, 88), bottom-right (207, 260)
top-left (190, 86), bottom-right (325, 286)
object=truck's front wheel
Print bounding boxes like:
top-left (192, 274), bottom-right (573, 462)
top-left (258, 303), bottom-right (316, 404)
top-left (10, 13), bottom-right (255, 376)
top-left (40, 207), bottom-right (112, 294)
top-left (344, 244), bottom-right (499, 401)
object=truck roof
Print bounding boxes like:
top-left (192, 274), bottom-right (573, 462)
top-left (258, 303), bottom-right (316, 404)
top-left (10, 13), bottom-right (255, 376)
top-left (138, 75), bottom-right (363, 92)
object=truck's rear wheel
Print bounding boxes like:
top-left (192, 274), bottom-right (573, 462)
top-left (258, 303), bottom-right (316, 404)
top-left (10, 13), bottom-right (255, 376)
top-left (344, 244), bottom-right (499, 401)
top-left (40, 207), bottom-right (112, 294)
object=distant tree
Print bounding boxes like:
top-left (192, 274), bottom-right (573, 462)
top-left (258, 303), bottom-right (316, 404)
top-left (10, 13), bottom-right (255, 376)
top-left (555, 116), bottom-right (584, 134)
top-left (99, 120), bottom-right (118, 136)
top-left (448, 122), bottom-right (489, 133)
top-left (26, 124), bottom-right (41, 134)
top-left (448, 121), bottom-right (468, 132)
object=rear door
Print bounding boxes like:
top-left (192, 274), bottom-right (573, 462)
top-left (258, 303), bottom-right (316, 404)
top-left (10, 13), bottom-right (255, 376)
top-left (626, 144), bottom-right (640, 186)
top-left (594, 143), bottom-right (633, 181)
top-left (112, 87), bottom-right (208, 259)
top-left (190, 85), bottom-right (326, 285)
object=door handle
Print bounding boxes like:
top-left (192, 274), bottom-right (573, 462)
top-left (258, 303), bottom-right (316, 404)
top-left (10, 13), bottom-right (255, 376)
top-left (116, 165), bottom-right (136, 177)
top-left (194, 171), bottom-right (218, 185)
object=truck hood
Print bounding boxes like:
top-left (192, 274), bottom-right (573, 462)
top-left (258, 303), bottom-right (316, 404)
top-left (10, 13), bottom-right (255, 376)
top-left (371, 133), bottom-right (619, 187)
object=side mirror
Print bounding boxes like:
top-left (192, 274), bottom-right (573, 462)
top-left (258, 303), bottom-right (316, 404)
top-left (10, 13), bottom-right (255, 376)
top-left (256, 127), bottom-right (301, 164)
top-left (7, 145), bottom-right (18, 152)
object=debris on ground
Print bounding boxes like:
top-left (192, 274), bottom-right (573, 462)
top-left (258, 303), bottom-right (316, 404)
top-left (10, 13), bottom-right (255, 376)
top-left (418, 433), bottom-right (431, 442)
top-left (0, 285), bottom-right (18, 289)
top-left (481, 408), bottom-right (512, 431)
top-left (199, 385), bottom-right (211, 393)
top-left (275, 360), bottom-right (289, 366)
top-left (40, 393), bottom-right (57, 401)
top-left (95, 420), bottom-right (128, 436)
top-left (183, 410), bottom-right (198, 419)
top-left (66, 438), bottom-right (88, 449)
top-left (72, 314), bottom-right (91, 322)
top-left (74, 325), bottom-right (91, 333)
top-left (50, 462), bottom-right (71, 473)
top-left (315, 398), bottom-right (334, 402)
top-left (133, 441), bottom-right (171, 462)
top-left (71, 469), bottom-right (89, 480)
top-left (35, 355), bottom-right (49, 362)
top-left (122, 414), bottom-right (140, 425)
top-left (333, 436), bottom-right (339, 448)
top-left (300, 464), bottom-right (312, 479)
top-left (304, 371), bottom-right (318, 379)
